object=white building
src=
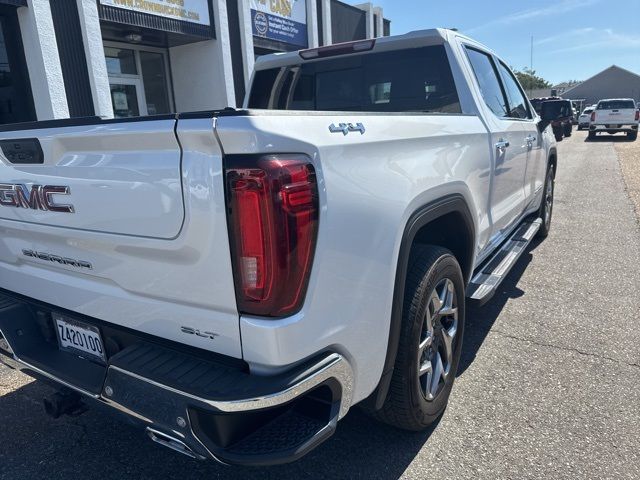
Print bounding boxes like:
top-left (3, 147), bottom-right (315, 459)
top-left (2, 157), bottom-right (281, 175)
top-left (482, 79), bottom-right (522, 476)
top-left (0, 0), bottom-right (389, 125)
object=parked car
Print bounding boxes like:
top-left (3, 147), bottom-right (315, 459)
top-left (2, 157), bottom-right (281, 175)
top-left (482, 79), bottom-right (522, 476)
top-left (0, 29), bottom-right (558, 466)
top-left (578, 106), bottom-right (595, 130)
top-left (588, 98), bottom-right (639, 140)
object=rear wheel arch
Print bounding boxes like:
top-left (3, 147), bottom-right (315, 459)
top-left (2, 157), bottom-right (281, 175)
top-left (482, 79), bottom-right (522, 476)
top-left (363, 194), bottom-right (476, 411)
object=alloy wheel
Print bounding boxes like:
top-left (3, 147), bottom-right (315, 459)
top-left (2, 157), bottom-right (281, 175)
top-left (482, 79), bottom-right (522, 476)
top-left (418, 278), bottom-right (459, 401)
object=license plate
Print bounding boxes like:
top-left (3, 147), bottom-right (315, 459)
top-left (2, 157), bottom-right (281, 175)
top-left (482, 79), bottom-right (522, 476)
top-left (54, 313), bottom-right (106, 363)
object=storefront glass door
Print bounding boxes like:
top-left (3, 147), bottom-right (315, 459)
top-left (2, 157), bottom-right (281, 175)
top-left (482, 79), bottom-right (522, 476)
top-left (109, 78), bottom-right (145, 118)
top-left (105, 43), bottom-right (173, 118)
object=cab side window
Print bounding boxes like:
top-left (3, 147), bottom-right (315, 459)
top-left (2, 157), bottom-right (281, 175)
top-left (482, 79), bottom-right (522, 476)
top-left (497, 62), bottom-right (532, 120)
top-left (464, 47), bottom-right (509, 118)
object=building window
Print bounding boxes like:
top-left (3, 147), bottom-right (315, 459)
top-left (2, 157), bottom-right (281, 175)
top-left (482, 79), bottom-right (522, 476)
top-left (0, 7), bottom-right (35, 125)
top-left (104, 42), bottom-right (173, 118)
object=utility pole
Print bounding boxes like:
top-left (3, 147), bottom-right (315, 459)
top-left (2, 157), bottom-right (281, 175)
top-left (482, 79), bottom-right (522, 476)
top-left (530, 36), bottom-right (534, 97)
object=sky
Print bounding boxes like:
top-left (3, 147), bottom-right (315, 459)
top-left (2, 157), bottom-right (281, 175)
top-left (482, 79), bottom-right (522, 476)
top-left (348, 0), bottom-right (640, 85)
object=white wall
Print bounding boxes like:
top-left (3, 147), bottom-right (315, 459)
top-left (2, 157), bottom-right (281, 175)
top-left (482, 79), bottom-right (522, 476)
top-left (76, 0), bottom-right (113, 118)
top-left (354, 2), bottom-right (375, 39)
top-left (373, 6), bottom-right (384, 38)
top-left (169, 0), bottom-right (235, 111)
top-left (321, 0), bottom-right (332, 45)
top-left (17, 0), bottom-right (69, 120)
top-left (306, 0), bottom-right (319, 48)
top-left (238, 0), bottom-right (255, 95)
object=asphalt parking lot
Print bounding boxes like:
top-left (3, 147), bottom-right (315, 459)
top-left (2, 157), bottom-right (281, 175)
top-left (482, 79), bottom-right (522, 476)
top-left (1, 131), bottom-right (639, 480)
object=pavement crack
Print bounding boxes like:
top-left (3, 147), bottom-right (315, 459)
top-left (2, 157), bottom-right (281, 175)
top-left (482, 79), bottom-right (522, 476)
top-left (489, 328), bottom-right (640, 369)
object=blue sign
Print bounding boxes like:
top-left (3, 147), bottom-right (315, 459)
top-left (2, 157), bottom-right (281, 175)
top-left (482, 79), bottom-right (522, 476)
top-left (251, 0), bottom-right (308, 48)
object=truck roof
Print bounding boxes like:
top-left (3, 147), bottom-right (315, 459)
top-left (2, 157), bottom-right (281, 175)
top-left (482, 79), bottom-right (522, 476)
top-left (253, 28), bottom-right (495, 70)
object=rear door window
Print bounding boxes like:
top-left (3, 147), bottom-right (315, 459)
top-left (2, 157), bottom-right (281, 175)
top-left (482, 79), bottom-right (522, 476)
top-left (248, 46), bottom-right (461, 113)
top-left (497, 62), bottom-right (532, 119)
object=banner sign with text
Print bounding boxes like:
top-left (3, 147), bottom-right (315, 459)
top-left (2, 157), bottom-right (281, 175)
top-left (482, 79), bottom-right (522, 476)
top-left (99, 0), bottom-right (211, 26)
top-left (250, 0), bottom-right (308, 47)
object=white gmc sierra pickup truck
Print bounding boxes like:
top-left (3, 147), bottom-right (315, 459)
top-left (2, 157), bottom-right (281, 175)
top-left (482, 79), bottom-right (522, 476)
top-left (0, 29), bottom-right (558, 466)
top-left (588, 98), bottom-right (639, 140)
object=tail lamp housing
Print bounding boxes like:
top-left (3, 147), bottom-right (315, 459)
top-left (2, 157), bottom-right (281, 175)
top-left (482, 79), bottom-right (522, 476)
top-left (591, 111), bottom-right (596, 122)
top-left (635, 110), bottom-right (639, 121)
top-left (225, 155), bottom-right (319, 317)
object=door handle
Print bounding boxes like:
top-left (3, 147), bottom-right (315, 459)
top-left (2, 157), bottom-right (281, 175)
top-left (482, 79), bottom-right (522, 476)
top-left (495, 139), bottom-right (510, 153)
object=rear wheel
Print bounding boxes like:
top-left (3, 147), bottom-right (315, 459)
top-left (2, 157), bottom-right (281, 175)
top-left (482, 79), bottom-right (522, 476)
top-left (588, 131), bottom-right (596, 140)
top-left (373, 245), bottom-right (465, 431)
top-left (537, 164), bottom-right (555, 239)
top-left (627, 131), bottom-right (638, 141)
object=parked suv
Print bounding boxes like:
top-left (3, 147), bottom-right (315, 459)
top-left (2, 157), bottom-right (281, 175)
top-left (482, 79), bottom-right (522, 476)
top-left (531, 97), bottom-right (573, 141)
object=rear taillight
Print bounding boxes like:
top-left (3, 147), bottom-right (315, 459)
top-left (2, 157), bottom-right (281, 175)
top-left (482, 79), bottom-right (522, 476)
top-left (225, 155), bottom-right (319, 317)
top-left (635, 110), bottom-right (639, 121)
top-left (591, 111), bottom-right (596, 122)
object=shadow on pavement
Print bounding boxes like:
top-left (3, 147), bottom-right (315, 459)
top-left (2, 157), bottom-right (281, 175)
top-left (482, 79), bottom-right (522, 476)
top-left (0, 368), bottom-right (439, 480)
top-left (0, 242), bottom-right (544, 479)
top-left (584, 134), bottom-right (636, 142)
top-left (457, 239), bottom-right (538, 377)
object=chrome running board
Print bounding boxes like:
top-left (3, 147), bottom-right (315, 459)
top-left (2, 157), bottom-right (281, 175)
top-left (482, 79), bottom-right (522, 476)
top-left (467, 218), bottom-right (542, 304)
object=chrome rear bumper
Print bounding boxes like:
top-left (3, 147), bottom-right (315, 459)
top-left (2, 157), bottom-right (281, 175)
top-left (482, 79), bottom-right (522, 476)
top-left (0, 293), bottom-right (353, 466)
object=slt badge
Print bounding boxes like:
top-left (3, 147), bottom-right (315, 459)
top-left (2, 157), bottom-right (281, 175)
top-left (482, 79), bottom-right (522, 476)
top-left (329, 123), bottom-right (366, 136)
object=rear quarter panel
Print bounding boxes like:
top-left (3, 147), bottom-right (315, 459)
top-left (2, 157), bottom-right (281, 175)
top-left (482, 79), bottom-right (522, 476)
top-left (216, 112), bottom-right (490, 402)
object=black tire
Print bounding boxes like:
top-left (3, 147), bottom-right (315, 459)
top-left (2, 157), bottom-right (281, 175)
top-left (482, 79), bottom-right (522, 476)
top-left (588, 131), bottom-right (596, 140)
top-left (372, 245), bottom-right (465, 431)
top-left (627, 131), bottom-right (637, 141)
top-left (537, 164), bottom-right (555, 239)
top-left (563, 122), bottom-right (572, 137)
top-left (553, 126), bottom-right (563, 142)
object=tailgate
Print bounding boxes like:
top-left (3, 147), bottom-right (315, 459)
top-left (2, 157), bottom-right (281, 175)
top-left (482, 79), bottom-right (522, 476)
top-left (596, 109), bottom-right (636, 124)
top-left (0, 117), bottom-right (241, 358)
top-left (0, 119), bottom-right (183, 238)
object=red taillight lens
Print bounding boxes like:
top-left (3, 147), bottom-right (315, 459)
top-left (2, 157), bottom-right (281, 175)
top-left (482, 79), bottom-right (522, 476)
top-left (635, 110), bottom-right (639, 121)
top-left (225, 155), bottom-right (319, 317)
top-left (591, 111), bottom-right (596, 122)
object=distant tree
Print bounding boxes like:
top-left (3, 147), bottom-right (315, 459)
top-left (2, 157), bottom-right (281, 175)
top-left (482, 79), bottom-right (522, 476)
top-left (555, 80), bottom-right (582, 88)
top-left (512, 67), bottom-right (552, 90)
